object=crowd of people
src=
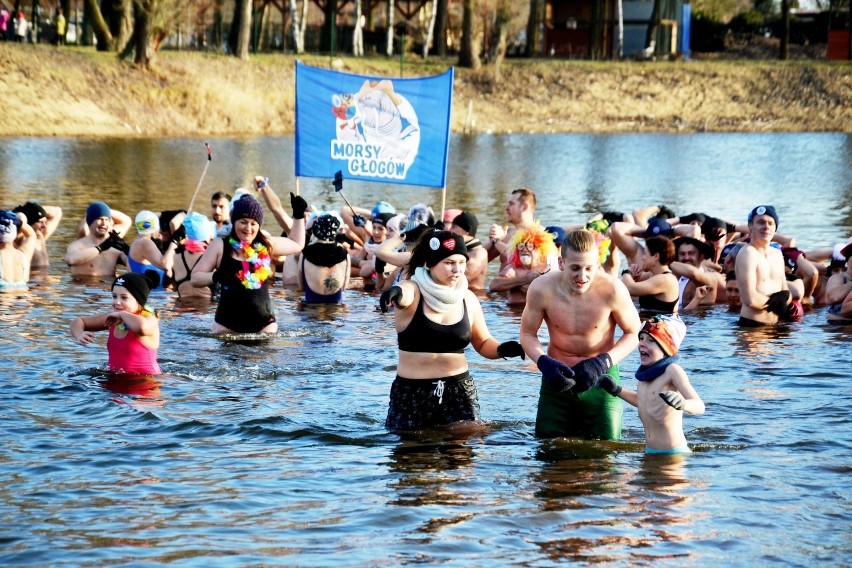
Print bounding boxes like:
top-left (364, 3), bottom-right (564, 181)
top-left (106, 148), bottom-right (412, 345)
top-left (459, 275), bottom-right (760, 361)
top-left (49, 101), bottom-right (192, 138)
top-left (3, 181), bottom-right (851, 453)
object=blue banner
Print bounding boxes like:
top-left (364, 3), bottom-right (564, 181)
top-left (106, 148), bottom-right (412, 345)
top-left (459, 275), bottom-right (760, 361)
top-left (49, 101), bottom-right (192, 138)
top-left (295, 61), bottom-right (454, 189)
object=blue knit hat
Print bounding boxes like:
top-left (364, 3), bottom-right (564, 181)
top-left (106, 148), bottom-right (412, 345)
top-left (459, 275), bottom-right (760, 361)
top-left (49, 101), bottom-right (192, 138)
top-left (86, 202), bottom-right (111, 226)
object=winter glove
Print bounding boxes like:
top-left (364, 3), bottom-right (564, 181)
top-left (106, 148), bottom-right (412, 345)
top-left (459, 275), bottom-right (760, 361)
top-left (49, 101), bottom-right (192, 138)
top-left (290, 193), bottom-right (309, 219)
top-left (679, 212), bottom-right (706, 225)
top-left (97, 231), bottom-right (129, 254)
top-left (571, 353), bottom-right (613, 392)
top-left (660, 391), bottom-right (685, 410)
top-left (496, 341), bottom-right (525, 360)
top-left (765, 290), bottom-right (791, 316)
top-left (595, 374), bottom-right (622, 397)
top-left (352, 214), bottom-right (367, 228)
top-left (657, 205), bottom-right (676, 219)
top-left (536, 354), bottom-right (576, 393)
top-left (379, 286), bottom-right (403, 313)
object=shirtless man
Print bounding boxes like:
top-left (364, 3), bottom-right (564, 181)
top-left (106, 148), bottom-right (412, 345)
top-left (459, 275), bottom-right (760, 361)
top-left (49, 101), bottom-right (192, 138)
top-left (484, 188), bottom-right (537, 272)
top-left (736, 205), bottom-right (793, 326)
top-left (64, 202), bottom-right (130, 278)
top-left (13, 202), bottom-right (62, 269)
top-left (670, 236), bottom-right (724, 308)
top-left (520, 229), bottom-right (641, 440)
top-left (210, 191), bottom-right (232, 238)
top-left (450, 212), bottom-right (488, 290)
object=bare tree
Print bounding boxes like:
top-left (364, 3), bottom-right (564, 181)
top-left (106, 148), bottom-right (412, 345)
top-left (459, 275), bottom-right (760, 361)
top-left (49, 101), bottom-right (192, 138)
top-left (458, 0), bottom-right (480, 68)
top-left (422, 0), bottom-right (438, 58)
top-left (385, 0), bottom-right (395, 56)
top-left (353, 0), bottom-right (364, 56)
top-left (289, 0), bottom-right (308, 53)
top-left (235, 0), bottom-right (251, 59)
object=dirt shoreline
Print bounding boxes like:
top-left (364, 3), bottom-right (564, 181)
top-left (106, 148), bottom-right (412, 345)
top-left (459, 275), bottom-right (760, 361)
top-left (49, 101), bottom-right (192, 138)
top-left (1, 44), bottom-right (850, 137)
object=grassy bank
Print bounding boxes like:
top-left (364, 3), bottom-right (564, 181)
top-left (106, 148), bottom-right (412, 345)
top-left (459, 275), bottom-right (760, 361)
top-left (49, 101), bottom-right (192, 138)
top-left (1, 44), bottom-right (850, 137)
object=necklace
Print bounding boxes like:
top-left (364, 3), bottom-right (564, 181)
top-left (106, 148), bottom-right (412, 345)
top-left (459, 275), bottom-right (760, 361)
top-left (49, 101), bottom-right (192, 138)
top-left (229, 238), bottom-right (273, 289)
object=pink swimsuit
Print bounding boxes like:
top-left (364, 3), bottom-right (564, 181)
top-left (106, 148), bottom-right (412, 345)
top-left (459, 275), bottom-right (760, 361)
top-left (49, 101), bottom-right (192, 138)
top-left (107, 327), bottom-right (162, 375)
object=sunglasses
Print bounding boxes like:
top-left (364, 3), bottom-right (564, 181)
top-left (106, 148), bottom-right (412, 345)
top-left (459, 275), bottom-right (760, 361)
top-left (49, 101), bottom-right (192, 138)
top-left (517, 242), bottom-right (535, 252)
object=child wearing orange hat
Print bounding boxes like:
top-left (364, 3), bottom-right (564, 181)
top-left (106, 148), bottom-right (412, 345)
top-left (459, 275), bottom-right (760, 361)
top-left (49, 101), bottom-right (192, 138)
top-left (597, 314), bottom-right (704, 454)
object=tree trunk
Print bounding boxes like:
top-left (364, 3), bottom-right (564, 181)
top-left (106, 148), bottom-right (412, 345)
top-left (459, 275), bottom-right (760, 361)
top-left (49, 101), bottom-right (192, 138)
top-left (321, 0), bottom-right (337, 53)
top-left (385, 0), bottom-right (394, 56)
top-left (645, 0), bottom-right (662, 54)
top-left (490, 2), bottom-right (508, 80)
top-left (434, 0), bottom-right (447, 56)
top-left (288, 0), bottom-right (303, 53)
top-left (458, 0), bottom-right (479, 68)
top-left (526, 0), bottom-right (542, 56)
top-left (115, 0), bottom-right (133, 55)
top-left (212, 0), bottom-right (223, 50)
top-left (780, 0), bottom-right (790, 60)
top-left (132, 0), bottom-right (152, 68)
top-left (85, 0), bottom-right (114, 50)
top-left (422, 0), bottom-right (437, 58)
top-left (353, 0), bottom-right (363, 56)
top-left (235, 0), bottom-right (251, 59)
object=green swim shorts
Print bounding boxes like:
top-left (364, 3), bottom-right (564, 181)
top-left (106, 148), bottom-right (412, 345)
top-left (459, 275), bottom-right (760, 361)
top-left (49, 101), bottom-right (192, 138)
top-left (535, 364), bottom-right (623, 440)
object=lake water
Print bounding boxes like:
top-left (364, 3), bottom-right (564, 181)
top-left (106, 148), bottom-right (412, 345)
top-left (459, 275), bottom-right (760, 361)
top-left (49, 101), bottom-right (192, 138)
top-left (0, 134), bottom-right (850, 565)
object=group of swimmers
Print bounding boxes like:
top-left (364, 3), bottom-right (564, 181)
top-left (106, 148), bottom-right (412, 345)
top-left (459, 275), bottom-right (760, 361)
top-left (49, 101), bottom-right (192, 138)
top-left (2, 182), bottom-right (851, 454)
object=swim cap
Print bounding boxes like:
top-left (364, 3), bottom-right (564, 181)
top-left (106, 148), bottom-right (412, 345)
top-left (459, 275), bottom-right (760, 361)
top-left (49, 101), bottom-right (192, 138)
top-left (86, 202), bottom-right (111, 226)
top-left (13, 202), bottom-right (46, 225)
top-left (422, 230), bottom-right (468, 268)
top-left (183, 212), bottom-right (213, 241)
top-left (452, 212), bottom-right (479, 237)
top-left (371, 201), bottom-right (395, 218)
top-left (112, 273), bottom-right (153, 307)
top-left (0, 211), bottom-right (18, 243)
top-left (311, 213), bottom-right (341, 243)
top-left (640, 315), bottom-right (686, 357)
top-left (747, 205), bottom-right (779, 227)
top-left (135, 210), bottom-right (160, 236)
top-left (230, 194), bottom-right (264, 225)
top-left (544, 225), bottom-right (566, 247)
top-left (443, 208), bottom-right (463, 224)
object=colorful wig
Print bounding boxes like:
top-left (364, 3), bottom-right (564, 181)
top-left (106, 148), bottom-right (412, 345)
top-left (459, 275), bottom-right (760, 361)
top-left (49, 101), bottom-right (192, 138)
top-left (507, 222), bottom-right (559, 268)
top-left (585, 222), bottom-right (612, 265)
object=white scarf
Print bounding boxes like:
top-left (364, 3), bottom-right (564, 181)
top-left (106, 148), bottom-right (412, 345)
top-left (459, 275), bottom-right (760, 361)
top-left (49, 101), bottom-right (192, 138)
top-left (411, 266), bottom-right (467, 313)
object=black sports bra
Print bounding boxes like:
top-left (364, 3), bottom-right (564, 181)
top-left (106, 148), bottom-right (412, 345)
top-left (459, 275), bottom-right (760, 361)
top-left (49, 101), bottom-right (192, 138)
top-left (397, 296), bottom-right (471, 354)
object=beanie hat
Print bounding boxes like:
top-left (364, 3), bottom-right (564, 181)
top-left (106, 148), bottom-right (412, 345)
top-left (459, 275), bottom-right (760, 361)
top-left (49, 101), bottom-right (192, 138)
top-left (311, 213), bottom-right (341, 242)
top-left (183, 212), bottom-right (213, 241)
top-left (748, 205), bottom-right (779, 227)
top-left (86, 202), bottom-right (111, 226)
top-left (544, 225), bottom-right (566, 247)
top-left (14, 202), bottom-right (47, 225)
top-left (0, 211), bottom-right (18, 243)
top-left (423, 231), bottom-right (468, 267)
top-left (135, 210), bottom-right (160, 236)
top-left (371, 212), bottom-right (395, 227)
top-left (640, 315), bottom-right (686, 357)
top-left (230, 194), bottom-right (264, 225)
top-left (452, 212), bottom-right (479, 237)
top-left (644, 217), bottom-right (674, 238)
top-left (112, 273), bottom-right (152, 307)
top-left (404, 203), bottom-right (433, 234)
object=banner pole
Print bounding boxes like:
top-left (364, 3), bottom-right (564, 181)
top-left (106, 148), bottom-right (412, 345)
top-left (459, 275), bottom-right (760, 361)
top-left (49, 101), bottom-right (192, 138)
top-left (440, 186), bottom-right (446, 224)
top-left (295, 177), bottom-right (300, 196)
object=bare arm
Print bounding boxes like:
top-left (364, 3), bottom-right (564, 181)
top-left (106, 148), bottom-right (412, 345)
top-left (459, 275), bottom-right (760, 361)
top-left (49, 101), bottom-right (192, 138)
top-left (670, 261), bottom-right (717, 287)
top-left (374, 235), bottom-right (411, 267)
top-left (610, 222), bottom-right (643, 264)
top-left (467, 291), bottom-right (501, 359)
top-left (608, 280), bottom-right (641, 364)
top-left (490, 266), bottom-right (546, 293)
top-left (736, 249), bottom-right (768, 310)
top-left (256, 179), bottom-right (294, 233)
top-left (190, 238), bottom-right (224, 287)
top-left (669, 365), bottom-right (705, 415)
top-left (65, 239), bottom-right (101, 266)
top-left (111, 209), bottom-right (132, 238)
top-left (519, 279), bottom-right (547, 363)
top-left (42, 205), bottom-right (62, 239)
top-left (70, 314), bottom-right (109, 345)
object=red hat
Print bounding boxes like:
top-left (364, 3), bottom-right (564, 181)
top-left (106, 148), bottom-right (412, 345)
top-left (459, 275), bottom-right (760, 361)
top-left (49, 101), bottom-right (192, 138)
top-left (640, 315), bottom-right (686, 357)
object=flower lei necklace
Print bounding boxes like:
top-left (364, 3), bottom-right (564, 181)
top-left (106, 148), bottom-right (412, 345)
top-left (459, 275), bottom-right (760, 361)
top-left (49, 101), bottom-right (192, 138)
top-left (114, 305), bottom-right (156, 332)
top-left (229, 238), bottom-right (273, 289)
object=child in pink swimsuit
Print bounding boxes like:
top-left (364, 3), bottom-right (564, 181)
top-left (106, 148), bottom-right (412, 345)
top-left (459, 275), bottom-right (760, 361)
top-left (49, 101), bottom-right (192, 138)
top-left (70, 273), bottom-right (161, 375)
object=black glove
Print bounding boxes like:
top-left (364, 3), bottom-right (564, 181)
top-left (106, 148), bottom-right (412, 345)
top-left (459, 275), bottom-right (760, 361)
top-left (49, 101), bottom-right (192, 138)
top-left (679, 212), bottom-right (706, 225)
top-left (170, 224), bottom-right (186, 244)
top-left (596, 374), bottom-right (622, 397)
top-left (379, 286), bottom-right (403, 313)
top-left (571, 353), bottom-right (613, 392)
top-left (374, 258), bottom-right (387, 275)
top-left (352, 214), bottom-right (367, 228)
top-left (660, 391), bottom-right (685, 410)
top-left (765, 290), bottom-right (791, 316)
top-left (602, 211), bottom-right (625, 225)
top-left (290, 193), bottom-right (308, 219)
top-left (536, 354), bottom-right (576, 393)
top-left (98, 231), bottom-right (129, 254)
top-left (496, 341), bottom-right (525, 360)
top-left (657, 205), bottom-right (676, 219)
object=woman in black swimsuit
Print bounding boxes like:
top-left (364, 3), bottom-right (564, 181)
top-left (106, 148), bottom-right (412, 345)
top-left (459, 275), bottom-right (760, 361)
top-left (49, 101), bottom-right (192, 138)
top-left (191, 192), bottom-right (307, 334)
top-left (379, 230), bottom-right (525, 432)
top-left (621, 236), bottom-right (680, 315)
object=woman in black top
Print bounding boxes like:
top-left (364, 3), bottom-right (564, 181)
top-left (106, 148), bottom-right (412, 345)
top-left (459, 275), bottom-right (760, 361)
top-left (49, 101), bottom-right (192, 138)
top-left (379, 230), bottom-right (524, 432)
top-left (621, 236), bottom-right (680, 315)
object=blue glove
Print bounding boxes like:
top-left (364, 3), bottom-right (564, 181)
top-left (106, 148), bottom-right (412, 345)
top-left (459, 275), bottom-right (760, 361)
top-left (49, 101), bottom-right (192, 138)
top-left (660, 391), bottom-right (685, 410)
top-left (352, 214), bottom-right (367, 228)
top-left (536, 355), bottom-right (576, 392)
top-left (595, 374), bottom-right (622, 396)
top-left (571, 353), bottom-right (612, 392)
top-left (379, 286), bottom-right (403, 313)
top-left (496, 341), bottom-right (525, 360)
